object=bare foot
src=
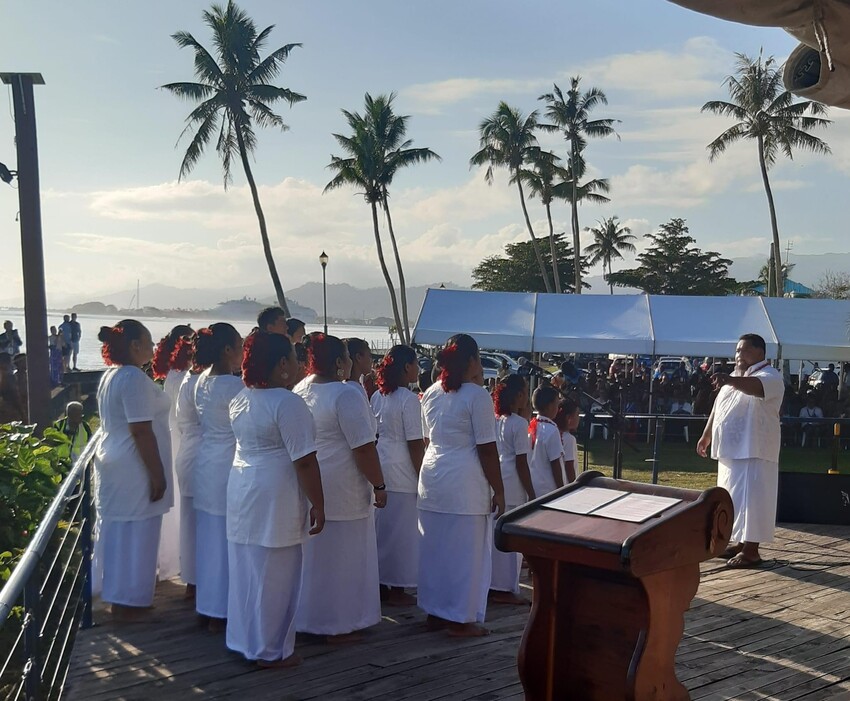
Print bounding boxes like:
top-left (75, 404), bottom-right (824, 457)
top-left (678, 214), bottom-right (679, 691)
top-left (447, 622), bottom-right (490, 638)
top-left (326, 631), bottom-right (363, 645)
top-left (385, 589), bottom-right (416, 607)
top-left (425, 614), bottom-right (449, 631)
top-left (489, 590), bottom-right (529, 606)
top-left (207, 617), bottom-right (227, 634)
top-left (719, 543), bottom-right (744, 560)
top-left (184, 584), bottom-right (196, 601)
top-left (257, 653), bottom-right (302, 669)
top-left (111, 604), bottom-right (151, 624)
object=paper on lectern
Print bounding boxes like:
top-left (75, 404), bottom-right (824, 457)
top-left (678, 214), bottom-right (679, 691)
top-left (544, 487), bottom-right (681, 523)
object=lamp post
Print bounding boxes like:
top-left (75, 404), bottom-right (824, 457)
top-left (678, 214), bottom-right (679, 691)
top-left (319, 251), bottom-right (328, 335)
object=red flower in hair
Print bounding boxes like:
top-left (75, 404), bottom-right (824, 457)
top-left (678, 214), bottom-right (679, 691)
top-left (528, 416), bottom-right (539, 448)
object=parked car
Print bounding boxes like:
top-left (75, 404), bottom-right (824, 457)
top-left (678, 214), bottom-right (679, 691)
top-left (481, 351), bottom-right (519, 373)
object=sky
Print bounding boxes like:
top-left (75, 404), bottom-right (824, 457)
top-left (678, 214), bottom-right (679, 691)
top-left (1, 0), bottom-right (848, 307)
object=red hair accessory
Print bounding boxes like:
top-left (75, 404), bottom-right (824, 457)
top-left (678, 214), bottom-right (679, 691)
top-left (529, 416), bottom-right (539, 448)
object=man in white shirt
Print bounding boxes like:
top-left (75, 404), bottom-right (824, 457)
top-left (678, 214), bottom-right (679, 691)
top-left (799, 393), bottom-right (824, 447)
top-left (697, 334), bottom-right (784, 570)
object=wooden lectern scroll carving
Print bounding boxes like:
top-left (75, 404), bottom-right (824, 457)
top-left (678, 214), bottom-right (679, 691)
top-left (495, 471), bottom-right (733, 701)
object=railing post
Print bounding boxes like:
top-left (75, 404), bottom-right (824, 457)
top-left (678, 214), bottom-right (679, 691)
top-left (651, 416), bottom-right (663, 485)
top-left (23, 574), bottom-right (41, 701)
top-left (81, 458), bottom-right (94, 630)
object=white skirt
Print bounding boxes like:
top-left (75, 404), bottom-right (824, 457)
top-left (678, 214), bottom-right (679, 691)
top-left (297, 513), bottom-right (381, 635)
top-left (490, 504), bottom-right (521, 593)
top-left (417, 510), bottom-right (492, 624)
top-left (195, 509), bottom-right (228, 618)
top-left (100, 515), bottom-right (162, 607)
top-left (226, 542), bottom-right (302, 662)
top-left (180, 495), bottom-right (196, 585)
top-left (718, 458), bottom-right (778, 544)
top-left (375, 491), bottom-right (420, 588)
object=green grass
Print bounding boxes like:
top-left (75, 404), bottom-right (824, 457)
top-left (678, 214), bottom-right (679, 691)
top-left (577, 438), bottom-right (848, 492)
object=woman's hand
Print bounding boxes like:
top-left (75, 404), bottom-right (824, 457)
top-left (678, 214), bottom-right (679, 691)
top-left (373, 488), bottom-right (388, 509)
top-left (492, 491), bottom-right (506, 518)
top-left (148, 466), bottom-right (166, 502)
top-left (309, 505), bottom-right (325, 535)
top-left (696, 434), bottom-right (711, 458)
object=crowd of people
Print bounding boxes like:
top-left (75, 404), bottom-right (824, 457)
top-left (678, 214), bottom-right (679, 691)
top-left (92, 307), bottom-right (605, 667)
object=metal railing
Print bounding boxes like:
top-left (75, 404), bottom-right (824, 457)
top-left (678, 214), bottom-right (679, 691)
top-left (0, 431), bottom-right (100, 701)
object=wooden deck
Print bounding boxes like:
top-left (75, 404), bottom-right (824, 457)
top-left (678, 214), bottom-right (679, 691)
top-left (66, 524), bottom-right (850, 700)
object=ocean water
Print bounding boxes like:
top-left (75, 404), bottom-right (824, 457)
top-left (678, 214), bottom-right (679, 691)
top-left (0, 312), bottom-right (396, 370)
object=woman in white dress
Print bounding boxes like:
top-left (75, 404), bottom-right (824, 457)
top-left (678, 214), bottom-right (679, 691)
top-left (418, 334), bottom-right (505, 637)
top-left (227, 331), bottom-right (325, 668)
top-left (174, 338), bottom-right (209, 600)
top-left (556, 398), bottom-right (580, 485)
top-left (529, 385), bottom-right (566, 498)
top-left (490, 373), bottom-right (534, 604)
top-left (94, 319), bottom-right (172, 622)
top-left (294, 333), bottom-right (387, 643)
top-left (370, 345), bottom-right (424, 606)
top-left (152, 325), bottom-right (194, 583)
top-left (192, 323), bottom-right (244, 632)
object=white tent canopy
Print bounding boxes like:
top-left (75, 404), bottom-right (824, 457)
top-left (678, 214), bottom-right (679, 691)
top-left (412, 289), bottom-right (850, 360)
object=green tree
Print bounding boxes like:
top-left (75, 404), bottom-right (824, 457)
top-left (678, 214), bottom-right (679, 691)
top-left (702, 52), bottom-right (830, 298)
top-left (162, 1), bottom-right (304, 316)
top-left (472, 233), bottom-right (587, 294)
top-left (607, 218), bottom-right (737, 295)
top-left (366, 94), bottom-right (441, 344)
top-left (517, 148), bottom-right (569, 293)
top-left (470, 102), bottom-right (552, 293)
top-left (539, 79), bottom-right (619, 293)
top-left (584, 216), bottom-right (637, 294)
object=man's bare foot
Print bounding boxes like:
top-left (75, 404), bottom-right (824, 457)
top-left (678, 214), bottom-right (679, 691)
top-left (111, 604), bottom-right (151, 623)
top-left (385, 588), bottom-right (416, 607)
top-left (489, 590), bottom-right (529, 606)
top-left (726, 552), bottom-right (764, 569)
top-left (719, 543), bottom-right (744, 560)
top-left (447, 622), bottom-right (490, 638)
top-left (326, 631), bottom-right (363, 645)
top-left (207, 617), bottom-right (227, 634)
top-left (184, 584), bottom-right (196, 601)
top-left (425, 614), bottom-right (449, 631)
top-left (257, 653), bottom-right (302, 668)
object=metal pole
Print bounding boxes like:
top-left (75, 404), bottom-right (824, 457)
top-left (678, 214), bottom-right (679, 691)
top-left (23, 575), bottom-right (40, 700)
top-left (321, 263), bottom-right (328, 335)
top-left (2, 73), bottom-right (50, 433)
top-left (651, 416), bottom-right (663, 485)
top-left (80, 459), bottom-right (94, 630)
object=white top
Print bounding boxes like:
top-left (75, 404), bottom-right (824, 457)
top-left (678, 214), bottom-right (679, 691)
top-left (711, 361), bottom-right (785, 463)
top-left (163, 369), bottom-right (186, 431)
top-left (94, 365), bottom-right (173, 521)
top-left (227, 387), bottom-right (317, 548)
top-left (174, 372), bottom-right (202, 496)
top-left (561, 431), bottom-right (578, 484)
top-left (371, 387), bottom-right (423, 493)
top-left (799, 405), bottom-right (823, 422)
top-left (294, 379), bottom-right (377, 521)
top-left (496, 413), bottom-right (531, 506)
top-left (346, 379), bottom-right (378, 435)
top-left (529, 417), bottom-right (564, 498)
top-left (418, 382), bottom-right (497, 515)
top-left (193, 372), bottom-right (244, 515)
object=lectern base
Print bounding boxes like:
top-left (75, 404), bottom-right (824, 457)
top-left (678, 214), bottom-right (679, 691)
top-left (519, 557), bottom-right (698, 701)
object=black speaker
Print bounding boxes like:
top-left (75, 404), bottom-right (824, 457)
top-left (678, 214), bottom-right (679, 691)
top-left (777, 472), bottom-right (850, 525)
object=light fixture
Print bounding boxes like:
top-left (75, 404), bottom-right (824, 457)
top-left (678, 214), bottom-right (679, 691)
top-left (0, 162), bottom-right (15, 184)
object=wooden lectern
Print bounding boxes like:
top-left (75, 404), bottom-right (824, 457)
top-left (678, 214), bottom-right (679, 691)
top-left (495, 471), bottom-right (733, 701)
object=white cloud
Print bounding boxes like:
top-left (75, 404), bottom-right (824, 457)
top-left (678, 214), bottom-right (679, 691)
top-left (400, 78), bottom-right (544, 115)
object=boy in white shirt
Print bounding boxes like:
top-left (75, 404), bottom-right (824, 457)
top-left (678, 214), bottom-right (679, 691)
top-left (529, 386), bottom-right (565, 498)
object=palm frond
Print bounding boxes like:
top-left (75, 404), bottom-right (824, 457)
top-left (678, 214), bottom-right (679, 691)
top-left (248, 43), bottom-right (302, 84)
top-left (706, 123), bottom-right (747, 161)
top-left (178, 111), bottom-right (220, 181)
top-left (159, 81), bottom-right (217, 101)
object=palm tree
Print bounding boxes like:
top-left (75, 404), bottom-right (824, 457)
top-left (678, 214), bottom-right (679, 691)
top-left (517, 149), bottom-right (569, 292)
top-left (470, 102), bottom-right (552, 293)
top-left (703, 52), bottom-right (830, 297)
top-left (539, 79), bottom-right (619, 293)
top-left (758, 258), bottom-right (795, 296)
top-left (162, 1), bottom-right (304, 316)
top-left (584, 217), bottom-right (636, 294)
top-left (363, 94), bottom-right (440, 344)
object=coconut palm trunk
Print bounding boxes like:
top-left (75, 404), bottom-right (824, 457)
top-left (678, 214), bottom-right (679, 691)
top-left (570, 144), bottom-right (582, 294)
top-left (544, 201), bottom-right (562, 293)
top-left (370, 200), bottom-right (405, 338)
top-left (757, 135), bottom-right (783, 297)
top-left (236, 128), bottom-right (290, 316)
top-left (382, 197), bottom-right (410, 344)
top-left (516, 179), bottom-right (552, 293)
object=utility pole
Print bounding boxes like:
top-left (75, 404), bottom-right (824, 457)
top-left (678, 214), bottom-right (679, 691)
top-left (1, 73), bottom-right (50, 432)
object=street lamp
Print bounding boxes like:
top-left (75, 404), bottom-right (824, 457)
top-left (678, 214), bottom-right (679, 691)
top-left (319, 251), bottom-right (329, 335)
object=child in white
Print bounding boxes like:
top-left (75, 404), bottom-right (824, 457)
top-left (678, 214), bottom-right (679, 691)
top-left (529, 385), bottom-right (565, 498)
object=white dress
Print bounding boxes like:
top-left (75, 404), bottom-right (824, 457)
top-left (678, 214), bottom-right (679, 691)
top-left (529, 417), bottom-right (564, 498)
top-left (193, 371), bottom-right (244, 618)
top-left (371, 387), bottom-right (423, 588)
top-left (491, 413), bottom-right (530, 594)
top-left (226, 387), bottom-right (317, 662)
top-left (711, 361), bottom-right (785, 543)
top-left (94, 365), bottom-right (173, 607)
top-left (293, 378), bottom-right (381, 635)
top-left (158, 369), bottom-right (186, 579)
top-left (418, 382), bottom-right (497, 624)
top-left (174, 372), bottom-right (202, 585)
top-left (561, 431), bottom-right (578, 484)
